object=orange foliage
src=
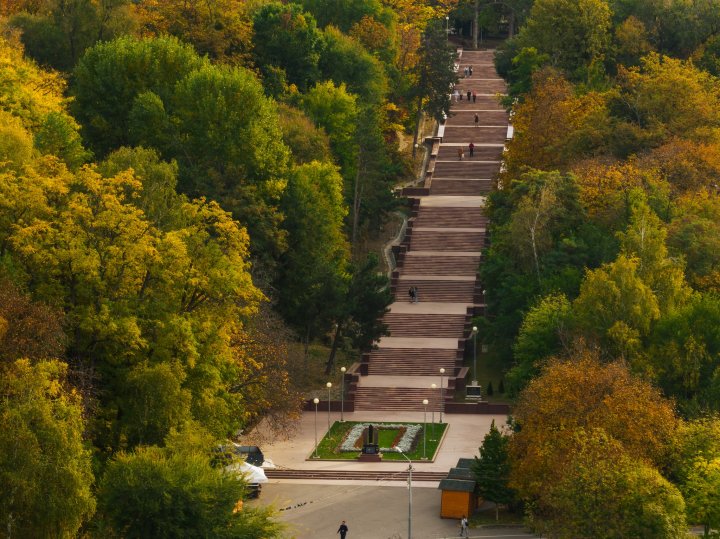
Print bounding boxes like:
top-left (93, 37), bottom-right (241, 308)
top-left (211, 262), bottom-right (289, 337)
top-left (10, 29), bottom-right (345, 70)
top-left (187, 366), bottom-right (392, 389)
top-left (638, 139), bottom-right (720, 195)
top-left (506, 69), bottom-right (609, 175)
top-left (571, 157), bottom-right (666, 225)
top-left (509, 349), bottom-right (677, 501)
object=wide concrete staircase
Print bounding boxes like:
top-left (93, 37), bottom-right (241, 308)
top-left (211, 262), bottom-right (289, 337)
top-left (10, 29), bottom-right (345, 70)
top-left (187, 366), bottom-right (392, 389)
top-left (352, 49), bottom-right (508, 412)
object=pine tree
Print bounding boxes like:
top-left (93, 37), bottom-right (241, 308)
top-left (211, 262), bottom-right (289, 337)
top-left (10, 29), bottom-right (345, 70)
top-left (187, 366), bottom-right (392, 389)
top-left (487, 381), bottom-right (494, 396)
top-left (472, 420), bottom-right (515, 520)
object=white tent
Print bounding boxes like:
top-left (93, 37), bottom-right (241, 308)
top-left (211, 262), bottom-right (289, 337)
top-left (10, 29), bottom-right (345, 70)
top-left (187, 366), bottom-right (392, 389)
top-left (226, 461), bottom-right (268, 484)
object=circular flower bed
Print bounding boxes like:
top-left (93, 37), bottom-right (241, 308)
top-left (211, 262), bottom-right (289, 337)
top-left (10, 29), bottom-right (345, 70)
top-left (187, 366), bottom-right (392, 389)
top-left (339, 423), bottom-right (422, 453)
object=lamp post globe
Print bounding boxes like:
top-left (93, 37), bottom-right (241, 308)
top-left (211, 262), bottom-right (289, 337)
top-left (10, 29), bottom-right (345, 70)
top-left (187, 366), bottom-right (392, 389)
top-left (422, 399), bottom-right (429, 460)
top-left (439, 368), bottom-right (445, 423)
top-left (326, 382), bottom-right (332, 431)
top-left (313, 398), bottom-right (320, 458)
top-left (340, 367), bottom-right (347, 422)
top-left (471, 326), bottom-right (479, 386)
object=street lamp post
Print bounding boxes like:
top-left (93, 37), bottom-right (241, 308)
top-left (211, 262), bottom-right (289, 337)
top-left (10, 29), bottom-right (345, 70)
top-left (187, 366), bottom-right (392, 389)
top-left (471, 326), bottom-right (479, 386)
top-left (398, 449), bottom-right (413, 539)
top-left (326, 382), bottom-right (332, 431)
top-left (340, 366), bottom-right (346, 422)
top-left (313, 397), bottom-right (320, 458)
top-left (430, 384), bottom-right (437, 441)
top-left (446, 15), bottom-right (450, 40)
top-left (439, 367), bottom-right (445, 424)
top-left (422, 399), bottom-right (429, 460)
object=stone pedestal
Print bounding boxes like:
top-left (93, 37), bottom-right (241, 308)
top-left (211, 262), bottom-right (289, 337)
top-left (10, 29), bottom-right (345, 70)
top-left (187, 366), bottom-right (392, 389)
top-left (358, 452), bottom-right (382, 462)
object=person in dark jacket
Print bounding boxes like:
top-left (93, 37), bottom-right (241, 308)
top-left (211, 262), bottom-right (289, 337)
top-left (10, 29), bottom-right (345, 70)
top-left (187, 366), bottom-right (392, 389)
top-left (337, 520), bottom-right (349, 538)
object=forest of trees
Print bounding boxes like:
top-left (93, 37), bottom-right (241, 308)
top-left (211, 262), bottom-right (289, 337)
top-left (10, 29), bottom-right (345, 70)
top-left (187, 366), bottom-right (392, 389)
top-left (474, 0), bottom-right (720, 536)
top-left (0, 0), bottom-right (459, 536)
top-left (4, 0), bottom-right (720, 536)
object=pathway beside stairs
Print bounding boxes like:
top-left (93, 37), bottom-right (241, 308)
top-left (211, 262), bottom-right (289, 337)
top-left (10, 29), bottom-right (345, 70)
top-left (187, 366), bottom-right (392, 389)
top-left (354, 50), bottom-right (508, 412)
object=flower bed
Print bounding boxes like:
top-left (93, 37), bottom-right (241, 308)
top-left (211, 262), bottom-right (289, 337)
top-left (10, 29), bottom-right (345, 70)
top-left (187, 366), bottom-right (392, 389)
top-left (339, 423), bottom-right (423, 453)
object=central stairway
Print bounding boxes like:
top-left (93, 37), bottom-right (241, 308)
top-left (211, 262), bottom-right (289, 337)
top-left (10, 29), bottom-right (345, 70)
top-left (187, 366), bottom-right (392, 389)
top-left (352, 49), bottom-right (508, 412)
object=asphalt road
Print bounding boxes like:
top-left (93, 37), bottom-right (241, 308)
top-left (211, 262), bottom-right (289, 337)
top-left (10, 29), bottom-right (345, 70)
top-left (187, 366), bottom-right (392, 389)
top-left (250, 483), bottom-right (537, 539)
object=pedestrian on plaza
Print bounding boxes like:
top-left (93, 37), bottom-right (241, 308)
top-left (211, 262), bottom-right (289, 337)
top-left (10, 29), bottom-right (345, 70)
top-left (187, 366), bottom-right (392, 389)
top-left (474, 113), bottom-right (479, 127)
top-left (458, 147), bottom-right (464, 160)
top-left (468, 142), bottom-right (474, 157)
top-left (466, 90), bottom-right (471, 101)
top-left (460, 515), bottom-right (469, 537)
top-left (472, 91), bottom-right (476, 103)
top-left (337, 520), bottom-right (349, 539)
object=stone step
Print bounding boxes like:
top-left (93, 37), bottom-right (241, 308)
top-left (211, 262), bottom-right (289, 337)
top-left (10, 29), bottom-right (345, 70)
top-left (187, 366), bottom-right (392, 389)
top-left (431, 179), bottom-right (492, 196)
top-left (413, 207), bottom-right (486, 228)
top-left (385, 313), bottom-right (467, 338)
top-left (410, 230), bottom-right (484, 251)
top-left (446, 110), bottom-right (508, 126)
top-left (453, 82), bottom-right (507, 97)
top-left (441, 126), bottom-right (507, 144)
top-left (265, 470), bottom-right (448, 481)
top-left (437, 145), bottom-right (504, 160)
top-left (354, 387), bottom-right (445, 411)
top-left (400, 255), bottom-right (480, 276)
top-left (393, 279), bottom-right (476, 303)
top-left (433, 161), bottom-right (501, 178)
top-left (449, 96), bottom-right (503, 110)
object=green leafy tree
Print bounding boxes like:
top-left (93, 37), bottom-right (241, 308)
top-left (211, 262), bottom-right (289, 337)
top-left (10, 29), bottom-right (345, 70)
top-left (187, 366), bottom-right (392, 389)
top-left (0, 359), bottom-right (95, 537)
top-left (325, 253), bottom-right (392, 374)
top-left (320, 25), bottom-right (388, 104)
top-left (520, 0), bottom-right (611, 76)
top-left (301, 80), bottom-right (359, 178)
top-left (277, 161), bottom-right (349, 356)
top-left (72, 35), bottom-right (206, 156)
top-left (547, 429), bottom-right (687, 539)
top-left (98, 146), bottom-right (181, 230)
top-left (277, 103), bottom-right (332, 165)
top-left (682, 457), bottom-right (720, 538)
top-left (163, 63), bottom-right (291, 264)
top-left (251, 2), bottom-right (324, 91)
top-left (300, 0), bottom-right (389, 32)
top-left (646, 296), bottom-right (720, 414)
top-left (472, 420), bottom-right (514, 521)
top-left (98, 425), bottom-right (284, 538)
top-left (573, 255), bottom-right (659, 359)
top-left (10, 0), bottom-right (137, 71)
top-left (410, 19), bottom-right (456, 151)
top-left (509, 292), bottom-right (571, 394)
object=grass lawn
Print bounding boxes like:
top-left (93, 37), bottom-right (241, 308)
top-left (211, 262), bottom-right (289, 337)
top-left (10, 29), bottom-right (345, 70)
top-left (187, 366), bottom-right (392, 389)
top-left (310, 420), bottom-right (447, 461)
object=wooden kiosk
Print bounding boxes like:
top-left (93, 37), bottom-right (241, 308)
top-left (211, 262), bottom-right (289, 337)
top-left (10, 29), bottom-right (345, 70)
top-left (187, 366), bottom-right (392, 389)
top-left (438, 458), bottom-right (479, 519)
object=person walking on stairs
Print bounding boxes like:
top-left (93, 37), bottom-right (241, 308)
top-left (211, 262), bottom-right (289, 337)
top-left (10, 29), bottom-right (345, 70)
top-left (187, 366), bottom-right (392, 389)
top-left (474, 113), bottom-right (479, 127)
top-left (337, 520), bottom-right (349, 539)
top-left (468, 142), bottom-right (474, 157)
top-left (408, 286), bottom-right (415, 303)
top-left (472, 91), bottom-right (476, 103)
top-left (466, 90), bottom-right (471, 101)
top-left (457, 147), bottom-right (464, 160)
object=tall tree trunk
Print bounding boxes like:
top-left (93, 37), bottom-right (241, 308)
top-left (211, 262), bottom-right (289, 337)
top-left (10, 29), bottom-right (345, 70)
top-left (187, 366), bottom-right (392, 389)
top-left (412, 96), bottom-right (423, 159)
top-left (351, 146), bottom-right (364, 248)
top-left (325, 322), bottom-right (343, 375)
top-left (473, 0), bottom-right (479, 49)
